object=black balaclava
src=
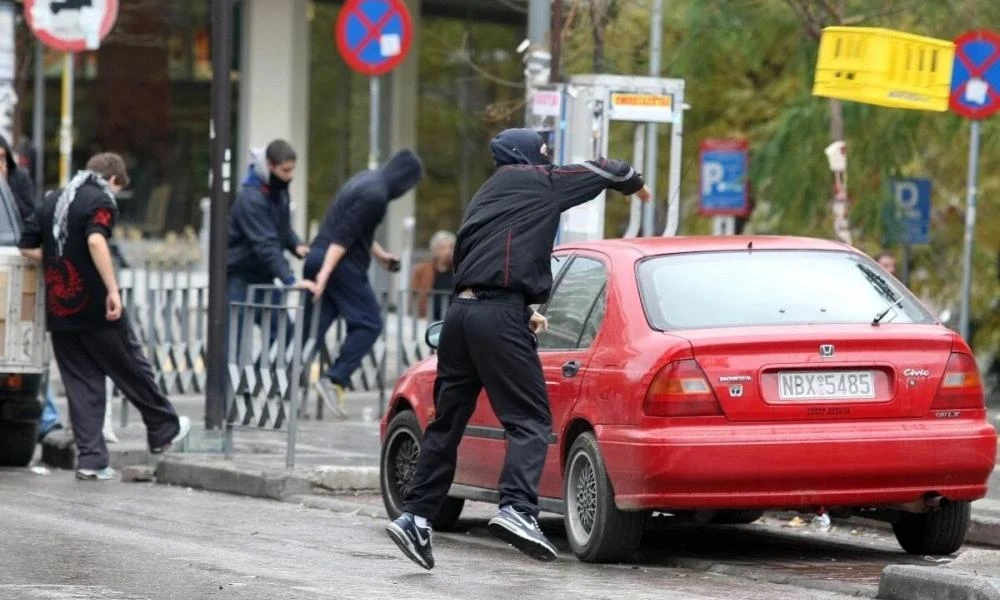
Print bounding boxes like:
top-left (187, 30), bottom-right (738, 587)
top-left (489, 128), bottom-right (551, 168)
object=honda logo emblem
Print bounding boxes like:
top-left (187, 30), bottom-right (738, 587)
top-left (819, 344), bottom-right (835, 357)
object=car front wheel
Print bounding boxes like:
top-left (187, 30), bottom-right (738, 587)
top-left (891, 501), bottom-right (971, 555)
top-left (564, 432), bottom-right (647, 563)
top-left (379, 409), bottom-right (465, 531)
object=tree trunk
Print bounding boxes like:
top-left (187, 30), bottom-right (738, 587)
top-left (590, 0), bottom-right (609, 73)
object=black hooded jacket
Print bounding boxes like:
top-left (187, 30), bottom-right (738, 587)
top-left (312, 149), bottom-right (424, 274)
top-left (0, 134), bottom-right (36, 225)
top-left (453, 128), bottom-right (644, 307)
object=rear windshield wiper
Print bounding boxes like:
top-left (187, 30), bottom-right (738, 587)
top-left (872, 297), bottom-right (904, 326)
top-left (858, 264), bottom-right (903, 326)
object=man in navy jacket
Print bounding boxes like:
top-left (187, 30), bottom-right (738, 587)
top-left (227, 140), bottom-right (313, 345)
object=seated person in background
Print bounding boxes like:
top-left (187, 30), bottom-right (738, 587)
top-left (411, 230), bottom-right (455, 321)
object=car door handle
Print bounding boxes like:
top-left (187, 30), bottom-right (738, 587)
top-left (562, 360), bottom-right (581, 378)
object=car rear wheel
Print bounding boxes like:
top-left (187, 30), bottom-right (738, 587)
top-left (891, 501), bottom-right (971, 555)
top-left (0, 420), bottom-right (38, 467)
top-left (711, 510), bottom-right (765, 525)
top-left (564, 432), bottom-right (647, 563)
top-left (380, 409), bottom-right (465, 531)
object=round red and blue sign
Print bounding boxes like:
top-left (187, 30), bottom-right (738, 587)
top-left (949, 29), bottom-right (1000, 120)
top-left (335, 0), bottom-right (413, 77)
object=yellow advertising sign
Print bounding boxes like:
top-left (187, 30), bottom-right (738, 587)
top-left (609, 93), bottom-right (674, 123)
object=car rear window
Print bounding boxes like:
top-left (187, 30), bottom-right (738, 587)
top-left (637, 249), bottom-right (934, 330)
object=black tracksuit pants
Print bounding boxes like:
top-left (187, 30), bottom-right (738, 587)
top-left (51, 323), bottom-right (181, 470)
top-left (403, 296), bottom-right (552, 520)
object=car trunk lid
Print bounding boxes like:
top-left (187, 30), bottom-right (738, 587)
top-left (675, 324), bottom-right (953, 422)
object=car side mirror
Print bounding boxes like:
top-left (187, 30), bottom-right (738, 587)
top-left (425, 321), bottom-right (444, 350)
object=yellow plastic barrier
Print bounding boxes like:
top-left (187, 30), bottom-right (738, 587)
top-left (813, 27), bottom-right (955, 112)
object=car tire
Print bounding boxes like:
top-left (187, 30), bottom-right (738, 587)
top-left (711, 510), bottom-right (765, 525)
top-left (379, 409), bottom-right (465, 531)
top-left (0, 420), bottom-right (38, 467)
top-left (891, 501), bottom-right (971, 555)
top-left (564, 432), bottom-right (647, 563)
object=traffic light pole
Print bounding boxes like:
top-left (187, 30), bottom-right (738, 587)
top-left (206, 0), bottom-right (233, 430)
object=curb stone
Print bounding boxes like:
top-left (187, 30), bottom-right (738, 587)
top-left (151, 457), bottom-right (379, 501)
top-left (154, 457), bottom-right (313, 501)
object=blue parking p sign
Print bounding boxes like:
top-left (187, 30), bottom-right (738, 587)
top-left (698, 139), bottom-right (750, 217)
top-left (890, 178), bottom-right (932, 245)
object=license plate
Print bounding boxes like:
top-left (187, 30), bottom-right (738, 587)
top-left (778, 371), bottom-right (875, 401)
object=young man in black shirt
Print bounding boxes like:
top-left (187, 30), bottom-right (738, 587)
top-left (386, 129), bottom-right (649, 569)
top-left (19, 153), bottom-right (190, 480)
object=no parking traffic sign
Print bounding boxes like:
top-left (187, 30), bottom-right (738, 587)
top-left (335, 0), bottom-right (413, 77)
top-left (25, 0), bottom-right (119, 52)
top-left (949, 30), bottom-right (1000, 120)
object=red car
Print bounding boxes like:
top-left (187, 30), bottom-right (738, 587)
top-left (380, 236), bottom-right (997, 563)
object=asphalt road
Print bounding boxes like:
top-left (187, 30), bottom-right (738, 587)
top-left (0, 469), bottom-right (882, 600)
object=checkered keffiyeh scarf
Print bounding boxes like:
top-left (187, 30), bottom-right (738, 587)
top-left (52, 170), bottom-right (116, 256)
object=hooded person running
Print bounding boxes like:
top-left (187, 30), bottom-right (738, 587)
top-left (386, 128), bottom-right (650, 569)
top-left (306, 149), bottom-right (425, 416)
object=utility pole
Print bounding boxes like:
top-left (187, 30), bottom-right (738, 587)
top-left (642, 0), bottom-right (663, 236)
top-left (550, 0), bottom-right (563, 83)
top-left (206, 0), bottom-right (233, 430)
top-left (524, 0), bottom-right (551, 115)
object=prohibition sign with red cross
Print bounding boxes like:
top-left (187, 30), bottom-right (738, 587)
top-left (949, 29), bottom-right (1000, 120)
top-left (335, 0), bottom-right (413, 77)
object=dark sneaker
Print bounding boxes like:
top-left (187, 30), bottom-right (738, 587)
top-left (488, 505), bottom-right (558, 561)
top-left (76, 467), bottom-right (116, 481)
top-left (151, 416), bottom-right (192, 454)
top-left (385, 512), bottom-right (434, 570)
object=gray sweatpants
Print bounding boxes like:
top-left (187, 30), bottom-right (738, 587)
top-left (51, 324), bottom-right (180, 470)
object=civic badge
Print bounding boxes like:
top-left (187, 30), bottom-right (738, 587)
top-left (819, 344), bottom-right (835, 358)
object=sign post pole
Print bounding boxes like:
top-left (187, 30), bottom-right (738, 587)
top-left (959, 119), bottom-right (981, 341)
top-left (368, 77), bottom-right (380, 171)
top-left (58, 53), bottom-right (73, 186)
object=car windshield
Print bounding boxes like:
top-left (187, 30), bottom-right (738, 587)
top-left (636, 249), bottom-right (934, 330)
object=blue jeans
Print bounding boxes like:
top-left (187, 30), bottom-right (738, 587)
top-left (226, 274), bottom-right (296, 362)
top-left (39, 384), bottom-right (61, 437)
top-left (303, 252), bottom-right (382, 388)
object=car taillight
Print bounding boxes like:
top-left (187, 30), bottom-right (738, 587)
top-left (0, 374), bottom-right (23, 391)
top-left (930, 352), bottom-right (984, 411)
top-left (644, 359), bottom-right (722, 417)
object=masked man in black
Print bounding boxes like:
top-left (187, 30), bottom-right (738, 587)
top-left (386, 129), bottom-right (650, 569)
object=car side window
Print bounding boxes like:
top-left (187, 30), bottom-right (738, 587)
top-left (578, 284), bottom-right (606, 348)
top-left (537, 257), bottom-right (607, 351)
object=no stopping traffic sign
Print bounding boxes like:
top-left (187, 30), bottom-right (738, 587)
top-left (335, 0), bottom-right (413, 77)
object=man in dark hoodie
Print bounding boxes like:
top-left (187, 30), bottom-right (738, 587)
top-left (227, 140), bottom-right (314, 344)
top-left (305, 149), bottom-right (424, 418)
top-left (385, 129), bottom-right (649, 570)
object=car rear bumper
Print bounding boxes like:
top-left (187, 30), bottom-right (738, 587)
top-left (596, 418), bottom-right (998, 511)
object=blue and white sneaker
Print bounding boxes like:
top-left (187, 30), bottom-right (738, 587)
top-left (386, 512), bottom-right (434, 570)
top-left (488, 505), bottom-right (558, 561)
top-left (75, 466), bottom-right (116, 481)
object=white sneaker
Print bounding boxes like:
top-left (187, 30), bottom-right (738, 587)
top-left (76, 467), bottom-right (116, 481)
top-left (151, 416), bottom-right (191, 454)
